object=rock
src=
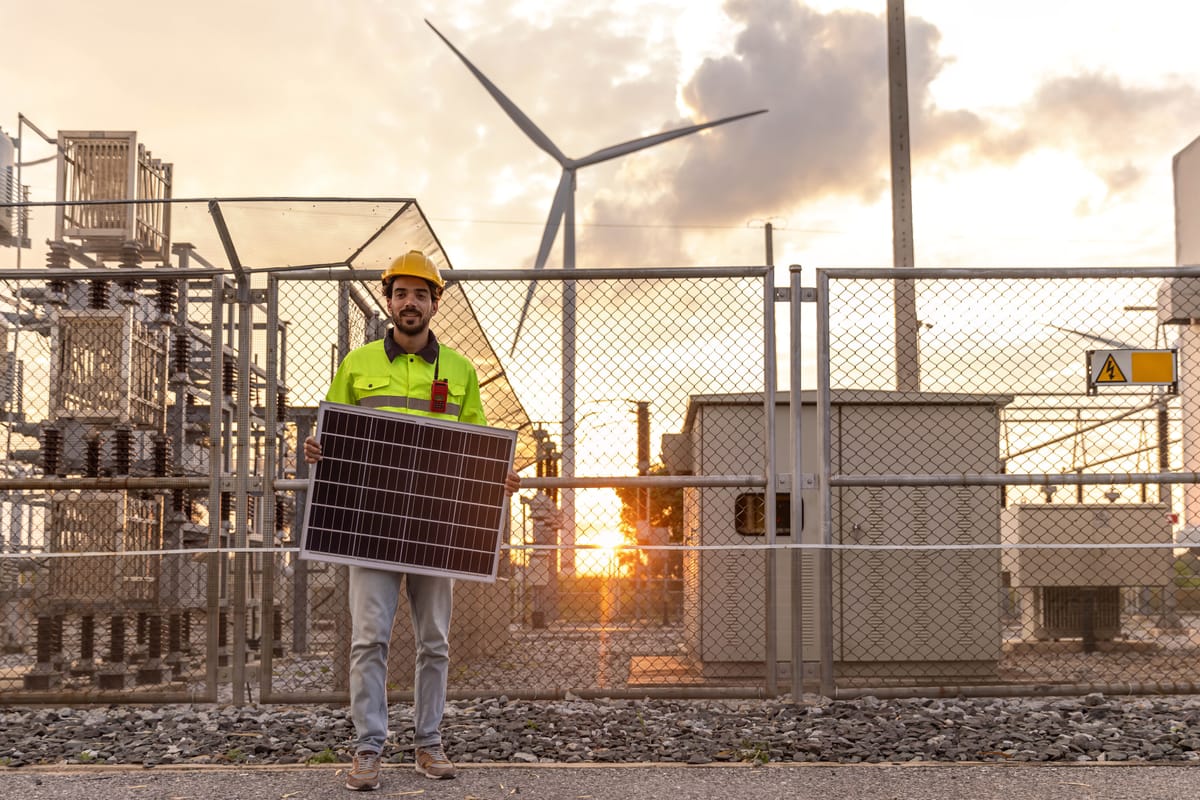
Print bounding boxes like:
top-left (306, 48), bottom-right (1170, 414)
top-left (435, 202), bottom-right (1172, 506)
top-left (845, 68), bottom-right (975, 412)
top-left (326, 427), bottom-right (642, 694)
top-left (4, 695), bottom-right (1200, 767)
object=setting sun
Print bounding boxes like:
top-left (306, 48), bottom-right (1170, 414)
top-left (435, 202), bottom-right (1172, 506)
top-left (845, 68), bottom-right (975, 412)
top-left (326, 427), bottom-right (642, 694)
top-left (590, 527), bottom-right (625, 551)
top-left (573, 526), bottom-right (633, 575)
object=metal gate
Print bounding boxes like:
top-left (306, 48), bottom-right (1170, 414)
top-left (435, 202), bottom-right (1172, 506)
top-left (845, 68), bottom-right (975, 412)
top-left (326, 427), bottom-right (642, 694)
top-left (799, 265), bottom-right (1200, 698)
top-left (260, 263), bottom-right (780, 701)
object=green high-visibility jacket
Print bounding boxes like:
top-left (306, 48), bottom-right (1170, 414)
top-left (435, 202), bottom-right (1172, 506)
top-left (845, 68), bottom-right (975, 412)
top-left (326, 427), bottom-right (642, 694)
top-left (325, 331), bottom-right (486, 425)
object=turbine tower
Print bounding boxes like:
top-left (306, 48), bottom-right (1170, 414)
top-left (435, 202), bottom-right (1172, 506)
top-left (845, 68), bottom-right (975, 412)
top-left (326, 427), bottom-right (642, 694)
top-left (427, 19), bottom-right (767, 574)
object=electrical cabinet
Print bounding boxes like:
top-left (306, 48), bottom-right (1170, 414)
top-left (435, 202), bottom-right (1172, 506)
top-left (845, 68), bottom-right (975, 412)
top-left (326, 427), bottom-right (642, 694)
top-left (672, 390), bottom-right (1009, 681)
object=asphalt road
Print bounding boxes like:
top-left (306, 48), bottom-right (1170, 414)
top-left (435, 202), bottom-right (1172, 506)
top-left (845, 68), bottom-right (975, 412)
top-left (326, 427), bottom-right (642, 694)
top-left (1, 762), bottom-right (1199, 800)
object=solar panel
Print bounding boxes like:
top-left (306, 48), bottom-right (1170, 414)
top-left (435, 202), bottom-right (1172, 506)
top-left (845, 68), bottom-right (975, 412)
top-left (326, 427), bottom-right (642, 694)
top-left (299, 401), bottom-right (516, 582)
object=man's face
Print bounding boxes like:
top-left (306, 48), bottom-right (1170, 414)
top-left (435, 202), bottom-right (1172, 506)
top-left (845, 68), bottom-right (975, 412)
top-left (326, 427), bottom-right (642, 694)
top-left (386, 275), bottom-right (438, 336)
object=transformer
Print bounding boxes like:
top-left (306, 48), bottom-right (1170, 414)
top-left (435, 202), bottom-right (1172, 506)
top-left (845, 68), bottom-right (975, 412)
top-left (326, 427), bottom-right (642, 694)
top-left (54, 131), bottom-right (172, 261)
top-left (43, 491), bottom-right (162, 608)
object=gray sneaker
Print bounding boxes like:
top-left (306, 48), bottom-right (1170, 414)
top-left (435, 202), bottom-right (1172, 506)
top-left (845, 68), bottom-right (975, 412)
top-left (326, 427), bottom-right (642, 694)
top-left (414, 744), bottom-right (457, 779)
top-left (345, 750), bottom-right (381, 791)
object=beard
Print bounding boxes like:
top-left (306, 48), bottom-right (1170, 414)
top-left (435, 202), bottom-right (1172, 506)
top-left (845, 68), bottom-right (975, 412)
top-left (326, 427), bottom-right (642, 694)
top-left (390, 309), bottom-right (431, 336)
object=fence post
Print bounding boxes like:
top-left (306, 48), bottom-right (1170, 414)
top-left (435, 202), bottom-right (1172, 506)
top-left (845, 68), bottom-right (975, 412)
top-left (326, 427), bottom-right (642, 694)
top-left (205, 274), bottom-right (225, 697)
top-left (209, 200), bottom-right (252, 704)
top-left (764, 262), bottom-right (778, 697)
top-left (230, 271), bottom-right (253, 704)
top-left (260, 275), bottom-right (280, 699)
top-left (816, 269), bottom-right (835, 696)
top-left (789, 265), bottom-right (805, 700)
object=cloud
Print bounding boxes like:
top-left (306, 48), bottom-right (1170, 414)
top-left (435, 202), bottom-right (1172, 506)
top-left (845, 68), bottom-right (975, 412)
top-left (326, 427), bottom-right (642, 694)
top-left (417, 8), bottom-right (691, 267)
top-left (921, 70), bottom-right (1200, 206)
top-left (593, 0), bottom-right (987, 231)
top-left (486, 0), bottom-right (971, 266)
top-left (671, 0), bottom-right (893, 222)
top-left (587, 0), bottom-right (1200, 244)
top-left (1022, 72), bottom-right (1200, 197)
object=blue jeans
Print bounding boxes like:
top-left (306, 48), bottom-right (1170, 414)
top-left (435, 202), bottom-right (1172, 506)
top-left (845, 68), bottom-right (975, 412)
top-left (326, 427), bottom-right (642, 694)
top-left (347, 565), bottom-right (454, 753)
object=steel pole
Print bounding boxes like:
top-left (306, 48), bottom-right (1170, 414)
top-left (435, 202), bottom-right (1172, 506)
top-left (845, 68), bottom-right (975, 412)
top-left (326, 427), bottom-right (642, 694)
top-left (887, 0), bottom-right (920, 391)
top-left (561, 171), bottom-right (577, 576)
top-left (816, 270), bottom-right (835, 696)
top-left (764, 259), bottom-right (778, 698)
top-left (789, 265), bottom-right (806, 700)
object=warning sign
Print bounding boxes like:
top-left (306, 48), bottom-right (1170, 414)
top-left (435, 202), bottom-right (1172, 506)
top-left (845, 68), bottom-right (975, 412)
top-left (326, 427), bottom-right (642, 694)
top-left (1095, 354), bottom-right (1127, 383)
top-left (1087, 349), bottom-right (1177, 395)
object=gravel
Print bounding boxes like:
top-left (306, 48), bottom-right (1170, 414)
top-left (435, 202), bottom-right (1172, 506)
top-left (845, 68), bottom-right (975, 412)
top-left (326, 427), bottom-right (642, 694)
top-left (3, 693), bottom-right (1200, 768)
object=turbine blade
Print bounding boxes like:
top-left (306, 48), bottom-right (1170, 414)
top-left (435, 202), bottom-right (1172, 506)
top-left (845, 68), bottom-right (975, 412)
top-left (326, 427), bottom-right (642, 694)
top-left (533, 171), bottom-right (573, 272)
top-left (509, 279), bottom-right (540, 357)
top-left (1046, 323), bottom-right (1139, 350)
top-left (510, 173), bottom-right (572, 355)
top-left (426, 19), bottom-right (568, 166)
top-left (575, 108), bottom-right (768, 167)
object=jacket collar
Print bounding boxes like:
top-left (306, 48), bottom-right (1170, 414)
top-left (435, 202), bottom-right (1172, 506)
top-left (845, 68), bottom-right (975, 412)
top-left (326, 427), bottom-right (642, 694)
top-left (384, 328), bottom-right (440, 364)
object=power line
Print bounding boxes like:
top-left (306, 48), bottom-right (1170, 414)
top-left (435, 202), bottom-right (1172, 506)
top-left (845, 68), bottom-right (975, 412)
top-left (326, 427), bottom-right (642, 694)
top-left (426, 214), bottom-right (1156, 245)
top-left (427, 215), bottom-right (848, 234)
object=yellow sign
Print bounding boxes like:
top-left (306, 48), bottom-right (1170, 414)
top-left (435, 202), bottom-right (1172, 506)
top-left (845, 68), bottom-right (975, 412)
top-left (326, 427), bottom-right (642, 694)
top-left (1088, 349), bottom-right (1177, 393)
top-left (1130, 351), bottom-right (1175, 382)
top-left (1094, 354), bottom-right (1126, 383)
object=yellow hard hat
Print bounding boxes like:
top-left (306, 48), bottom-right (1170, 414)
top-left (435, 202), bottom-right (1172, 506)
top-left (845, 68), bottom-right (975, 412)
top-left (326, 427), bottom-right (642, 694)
top-left (381, 250), bottom-right (445, 289)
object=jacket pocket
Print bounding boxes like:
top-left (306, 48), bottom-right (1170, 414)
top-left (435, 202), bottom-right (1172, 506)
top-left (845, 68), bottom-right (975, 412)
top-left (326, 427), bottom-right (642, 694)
top-left (352, 374), bottom-right (393, 395)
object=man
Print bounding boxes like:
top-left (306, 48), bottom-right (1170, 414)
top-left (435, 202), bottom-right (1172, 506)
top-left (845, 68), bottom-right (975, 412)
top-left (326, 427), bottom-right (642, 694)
top-left (303, 250), bottom-right (520, 791)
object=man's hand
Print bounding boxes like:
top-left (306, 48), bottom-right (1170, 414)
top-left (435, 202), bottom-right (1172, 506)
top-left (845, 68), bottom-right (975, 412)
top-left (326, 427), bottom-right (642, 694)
top-left (504, 469), bottom-right (520, 496)
top-left (303, 435), bottom-right (322, 464)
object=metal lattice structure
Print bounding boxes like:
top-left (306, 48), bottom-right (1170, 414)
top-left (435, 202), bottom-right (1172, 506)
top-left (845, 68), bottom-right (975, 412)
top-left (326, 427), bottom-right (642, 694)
top-left (50, 309), bottom-right (167, 428)
top-left (54, 131), bottom-right (172, 262)
top-left (44, 491), bottom-right (161, 607)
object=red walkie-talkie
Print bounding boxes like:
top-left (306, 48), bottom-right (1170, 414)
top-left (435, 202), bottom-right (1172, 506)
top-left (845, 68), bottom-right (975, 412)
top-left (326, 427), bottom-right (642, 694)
top-left (430, 378), bottom-right (449, 413)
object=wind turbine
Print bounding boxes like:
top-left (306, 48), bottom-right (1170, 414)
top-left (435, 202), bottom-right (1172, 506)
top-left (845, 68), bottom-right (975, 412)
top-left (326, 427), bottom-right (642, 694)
top-left (427, 19), bottom-right (767, 574)
top-left (426, 20), bottom-right (766, 346)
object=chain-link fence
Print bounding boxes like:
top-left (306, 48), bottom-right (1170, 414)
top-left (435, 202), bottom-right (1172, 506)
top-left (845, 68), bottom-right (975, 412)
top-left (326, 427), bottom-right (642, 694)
top-left (0, 197), bottom-right (780, 703)
top-left (808, 267), bottom-right (1200, 697)
top-left (263, 265), bottom-right (773, 701)
top-left (3, 196), bottom-right (1200, 704)
top-left (0, 240), bottom-right (226, 703)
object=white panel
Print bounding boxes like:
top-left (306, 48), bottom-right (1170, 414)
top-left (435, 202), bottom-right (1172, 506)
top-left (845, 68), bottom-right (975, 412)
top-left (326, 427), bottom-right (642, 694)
top-left (1172, 137), bottom-right (1200, 536)
top-left (0, 132), bottom-right (13, 237)
top-left (835, 404), bottom-right (1002, 664)
top-left (1003, 503), bottom-right (1173, 586)
top-left (692, 400), bottom-right (821, 664)
top-left (698, 549), bottom-right (764, 661)
top-left (1176, 135), bottom-right (1200, 266)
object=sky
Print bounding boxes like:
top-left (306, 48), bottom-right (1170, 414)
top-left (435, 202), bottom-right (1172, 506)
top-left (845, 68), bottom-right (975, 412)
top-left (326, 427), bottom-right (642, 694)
top-left (6, 0), bottom-right (1200, 275)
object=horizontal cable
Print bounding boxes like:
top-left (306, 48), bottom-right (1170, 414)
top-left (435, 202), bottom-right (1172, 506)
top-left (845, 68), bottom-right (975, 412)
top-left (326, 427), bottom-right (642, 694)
top-left (822, 265), bottom-right (1200, 280)
top-left (0, 541), bottom-right (1188, 559)
top-left (831, 471), bottom-right (1196, 487)
top-left (277, 265), bottom-right (770, 281)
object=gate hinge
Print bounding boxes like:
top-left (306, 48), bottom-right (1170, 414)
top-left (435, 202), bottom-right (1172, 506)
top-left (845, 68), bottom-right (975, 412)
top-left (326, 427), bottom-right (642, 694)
top-left (776, 473), bottom-right (817, 491)
top-left (774, 287), bottom-right (818, 302)
top-left (220, 475), bottom-right (264, 495)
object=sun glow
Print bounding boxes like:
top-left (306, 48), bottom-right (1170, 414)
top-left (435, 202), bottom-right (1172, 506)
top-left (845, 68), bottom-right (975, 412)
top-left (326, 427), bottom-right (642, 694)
top-left (589, 527), bottom-right (625, 552)
top-left (575, 526), bottom-right (632, 575)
